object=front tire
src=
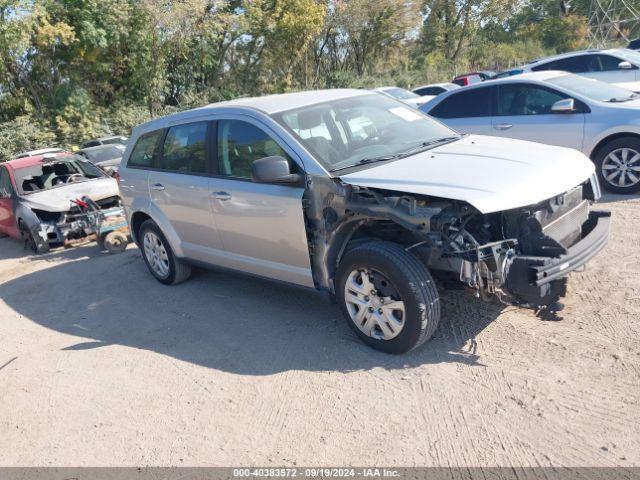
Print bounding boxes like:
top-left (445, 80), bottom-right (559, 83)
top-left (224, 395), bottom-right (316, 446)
top-left (139, 219), bottom-right (192, 285)
top-left (593, 137), bottom-right (640, 194)
top-left (336, 241), bottom-right (440, 354)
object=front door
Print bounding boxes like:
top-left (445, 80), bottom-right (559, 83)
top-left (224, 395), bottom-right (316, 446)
top-left (0, 166), bottom-right (18, 238)
top-left (148, 120), bottom-right (225, 264)
top-left (491, 83), bottom-right (585, 151)
top-left (208, 118), bottom-right (313, 287)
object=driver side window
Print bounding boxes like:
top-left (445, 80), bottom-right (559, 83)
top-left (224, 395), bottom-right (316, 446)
top-left (217, 120), bottom-right (293, 179)
top-left (496, 84), bottom-right (567, 116)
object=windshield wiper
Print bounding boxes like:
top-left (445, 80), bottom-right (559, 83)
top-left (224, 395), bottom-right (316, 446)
top-left (397, 136), bottom-right (460, 158)
top-left (330, 154), bottom-right (400, 172)
top-left (329, 136), bottom-right (461, 173)
top-left (608, 94), bottom-right (638, 103)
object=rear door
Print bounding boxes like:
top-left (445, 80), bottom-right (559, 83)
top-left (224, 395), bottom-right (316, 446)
top-left (0, 166), bottom-right (18, 237)
top-left (491, 82), bottom-right (585, 151)
top-left (147, 120), bottom-right (225, 264)
top-left (119, 130), bottom-right (161, 218)
top-left (427, 86), bottom-right (494, 135)
top-left (207, 117), bottom-right (313, 287)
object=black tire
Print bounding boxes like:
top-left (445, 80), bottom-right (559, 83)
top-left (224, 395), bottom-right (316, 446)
top-left (336, 241), bottom-right (440, 354)
top-left (593, 137), bottom-right (640, 194)
top-left (139, 219), bottom-right (192, 285)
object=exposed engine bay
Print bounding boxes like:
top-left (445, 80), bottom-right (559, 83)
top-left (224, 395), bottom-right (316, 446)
top-left (304, 174), bottom-right (610, 311)
top-left (18, 195), bottom-right (125, 253)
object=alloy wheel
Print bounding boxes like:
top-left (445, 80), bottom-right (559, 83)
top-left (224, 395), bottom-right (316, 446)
top-left (601, 147), bottom-right (640, 188)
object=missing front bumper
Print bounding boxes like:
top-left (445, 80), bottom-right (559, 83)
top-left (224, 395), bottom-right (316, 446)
top-left (505, 211), bottom-right (611, 305)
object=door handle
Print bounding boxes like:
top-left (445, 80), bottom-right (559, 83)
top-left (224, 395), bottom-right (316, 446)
top-left (494, 123), bottom-right (513, 131)
top-left (213, 191), bottom-right (231, 201)
top-left (151, 183), bottom-right (165, 191)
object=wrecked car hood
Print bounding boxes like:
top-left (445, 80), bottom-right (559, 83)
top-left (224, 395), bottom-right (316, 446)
top-left (20, 178), bottom-right (119, 212)
top-left (339, 135), bottom-right (595, 214)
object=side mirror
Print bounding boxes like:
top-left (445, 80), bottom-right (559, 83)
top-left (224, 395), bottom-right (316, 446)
top-left (551, 98), bottom-right (576, 113)
top-left (251, 156), bottom-right (302, 184)
top-left (619, 60), bottom-right (633, 70)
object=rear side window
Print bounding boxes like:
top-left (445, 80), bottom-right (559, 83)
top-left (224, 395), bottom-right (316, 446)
top-left (429, 88), bottom-right (492, 119)
top-left (128, 131), bottom-right (162, 168)
top-left (160, 122), bottom-right (208, 174)
top-left (532, 56), bottom-right (588, 73)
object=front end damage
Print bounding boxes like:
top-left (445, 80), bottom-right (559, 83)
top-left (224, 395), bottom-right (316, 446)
top-left (304, 174), bottom-right (610, 311)
top-left (17, 196), bottom-right (124, 253)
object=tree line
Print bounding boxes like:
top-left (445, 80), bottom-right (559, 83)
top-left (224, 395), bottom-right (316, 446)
top-left (0, 0), bottom-right (629, 159)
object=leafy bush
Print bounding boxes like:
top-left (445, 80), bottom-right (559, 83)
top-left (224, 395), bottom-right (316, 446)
top-left (0, 116), bottom-right (57, 162)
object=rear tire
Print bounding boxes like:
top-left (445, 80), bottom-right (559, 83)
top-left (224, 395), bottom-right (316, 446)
top-left (593, 137), bottom-right (640, 194)
top-left (139, 219), bottom-right (191, 285)
top-left (336, 241), bottom-right (440, 354)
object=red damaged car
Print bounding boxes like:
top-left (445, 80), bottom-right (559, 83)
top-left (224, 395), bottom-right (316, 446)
top-left (0, 153), bottom-right (121, 253)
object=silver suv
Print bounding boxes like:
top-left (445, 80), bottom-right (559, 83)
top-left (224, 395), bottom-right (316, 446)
top-left (118, 89), bottom-right (610, 353)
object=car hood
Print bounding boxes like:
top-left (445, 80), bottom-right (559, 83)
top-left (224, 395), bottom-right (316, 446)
top-left (20, 177), bottom-right (119, 212)
top-left (339, 135), bottom-right (595, 214)
top-left (614, 81), bottom-right (640, 93)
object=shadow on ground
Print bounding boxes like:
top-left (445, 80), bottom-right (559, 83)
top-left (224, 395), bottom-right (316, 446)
top-left (0, 238), bottom-right (508, 375)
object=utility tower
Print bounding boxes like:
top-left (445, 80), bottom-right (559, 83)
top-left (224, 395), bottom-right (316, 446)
top-left (588, 0), bottom-right (640, 47)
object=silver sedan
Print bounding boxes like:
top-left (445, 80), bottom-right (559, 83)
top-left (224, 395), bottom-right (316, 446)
top-left (420, 71), bottom-right (640, 194)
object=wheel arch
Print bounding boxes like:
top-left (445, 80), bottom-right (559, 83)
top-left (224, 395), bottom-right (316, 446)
top-left (590, 132), bottom-right (640, 160)
top-left (325, 218), bottom-right (420, 292)
top-left (130, 211), bottom-right (152, 245)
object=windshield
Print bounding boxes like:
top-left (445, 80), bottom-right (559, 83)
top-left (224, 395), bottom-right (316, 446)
top-left (547, 74), bottom-right (637, 102)
top-left (273, 94), bottom-right (458, 172)
top-left (15, 156), bottom-right (105, 195)
top-left (81, 146), bottom-right (123, 163)
top-left (382, 88), bottom-right (420, 100)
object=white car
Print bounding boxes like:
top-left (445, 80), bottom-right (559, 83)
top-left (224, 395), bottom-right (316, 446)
top-left (15, 147), bottom-right (66, 159)
top-left (522, 48), bottom-right (640, 85)
top-left (373, 87), bottom-right (435, 108)
top-left (412, 83), bottom-right (461, 96)
top-left (421, 71), bottom-right (640, 194)
top-left (118, 89), bottom-right (609, 353)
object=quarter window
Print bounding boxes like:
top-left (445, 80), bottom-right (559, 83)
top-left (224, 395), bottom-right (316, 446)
top-left (429, 88), bottom-right (492, 119)
top-left (128, 130), bottom-right (162, 168)
top-left (496, 84), bottom-right (567, 116)
top-left (161, 122), bottom-right (208, 174)
top-left (217, 120), bottom-right (291, 179)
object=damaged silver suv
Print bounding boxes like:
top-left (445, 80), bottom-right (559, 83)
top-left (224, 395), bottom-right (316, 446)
top-left (118, 89), bottom-right (610, 353)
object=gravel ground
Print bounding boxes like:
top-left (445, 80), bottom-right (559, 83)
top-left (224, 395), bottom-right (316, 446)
top-left (0, 193), bottom-right (638, 467)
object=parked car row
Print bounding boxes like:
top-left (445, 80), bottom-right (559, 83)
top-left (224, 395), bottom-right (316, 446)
top-left (3, 66), bottom-right (626, 353)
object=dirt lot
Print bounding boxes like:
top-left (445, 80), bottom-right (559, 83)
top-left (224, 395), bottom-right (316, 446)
top-left (0, 193), bottom-right (639, 467)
